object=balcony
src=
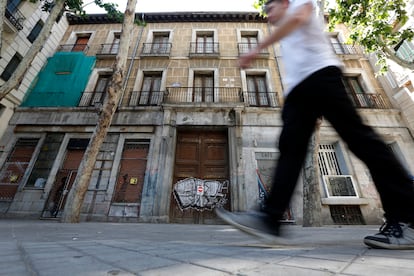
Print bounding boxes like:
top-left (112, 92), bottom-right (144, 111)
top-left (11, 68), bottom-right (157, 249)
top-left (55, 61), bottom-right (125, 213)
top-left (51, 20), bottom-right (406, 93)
top-left (58, 44), bottom-right (89, 53)
top-left (348, 93), bottom-right (390, 109)
top-left (189, 43), bottom-right (220, 58)
top-left (165, 87), bottom-right (241, 104)
top-left (140, 43), bottom-right (172, 57)
top-left (78, 91), bottom-right (104, 107)
top-left (244, 91), bottom-right (280, 107)
top-left (96, 44), bottom-right (119, 58)
top-left (238, 43), bottom-right (269, 57)
top-left (128, 91), bottom-right (164, 106)
top-left (5, 3), bottom-right (25, 31)
top-left (332, 43), bottom-right (363, 58)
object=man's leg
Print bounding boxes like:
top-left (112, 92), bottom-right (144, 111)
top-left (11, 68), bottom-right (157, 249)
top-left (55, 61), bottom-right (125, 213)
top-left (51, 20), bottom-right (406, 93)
top-left (318, 67), bottom-right (414, 249)
top-left (264, 84), bottom-right (320, 220)
top-left (318, 68), bottom-right (414, 223)
top-left (216, 72), bottom-right (321, 239)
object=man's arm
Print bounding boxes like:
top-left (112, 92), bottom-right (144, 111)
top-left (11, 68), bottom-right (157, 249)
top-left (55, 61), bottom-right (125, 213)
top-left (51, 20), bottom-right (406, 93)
top-left (239, 2), bottom-right (314, 68)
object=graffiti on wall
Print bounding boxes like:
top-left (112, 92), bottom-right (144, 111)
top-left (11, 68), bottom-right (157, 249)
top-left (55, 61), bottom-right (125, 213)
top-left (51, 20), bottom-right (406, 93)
top-left (256, 151), bottom-right (294, 222)
top-left (173, 178), bottom-right (228, 211)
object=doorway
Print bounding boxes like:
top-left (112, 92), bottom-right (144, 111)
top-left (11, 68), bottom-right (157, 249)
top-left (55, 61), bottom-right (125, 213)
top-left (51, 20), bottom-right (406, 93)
top-left (170, 129), bottom-right (230, 224)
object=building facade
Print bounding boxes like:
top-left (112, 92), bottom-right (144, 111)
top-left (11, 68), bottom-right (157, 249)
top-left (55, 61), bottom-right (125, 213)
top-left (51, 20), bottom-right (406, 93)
top-left (1, 0), bottom-right (68, 140)
top-left (1, 11), bottom-right (413, 225)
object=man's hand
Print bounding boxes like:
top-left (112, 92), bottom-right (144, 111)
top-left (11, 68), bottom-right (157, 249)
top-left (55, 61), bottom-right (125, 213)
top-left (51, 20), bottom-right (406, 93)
top-left (239, 49), bottom-right (259, 69)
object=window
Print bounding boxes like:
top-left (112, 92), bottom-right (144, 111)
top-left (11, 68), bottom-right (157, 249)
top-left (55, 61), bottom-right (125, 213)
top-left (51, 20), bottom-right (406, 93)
top-left (342, 76), bottom-right (373, 108)
top-left (395, 40), bottom-right (414, 62)
top-left (7, 0), bottom-right (22, 12)
top-left (92, 74), bottom-right (111, 105)
top-left (330, 36), bottom-right (346, 54)
top-left (72, 35), bottom-right (90, 52)
top-left (0, 104), bottom-right (5, 117)
top-left (139, 73), bottom-right (162, 105)
top-left (240, 33), bottom-right (258, 54)
top-left (151, 33), bottom-right (170, 54)
top-left (246, 74), bottom-right (271, 107)
top-left (27, 20), bottom-right (44, 43)
top-left (318, 144), bottom-right (358, 197)
top-left (0, 138), bottom-right (39, 199)
top-left (195, 32), bottom-right (215, 54)
top-left (194, 73), bottom-right (214, 102)
top-left (26, 133), bottom-right (64, 188)
top-left (1, 53), bottom-right (22, 81)
top-left (109, 34), bottom-right (120, 54)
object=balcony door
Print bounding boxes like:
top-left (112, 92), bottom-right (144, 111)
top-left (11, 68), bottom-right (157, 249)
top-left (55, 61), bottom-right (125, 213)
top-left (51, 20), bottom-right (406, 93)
top-left (194, 73), bottom-right (214, 102)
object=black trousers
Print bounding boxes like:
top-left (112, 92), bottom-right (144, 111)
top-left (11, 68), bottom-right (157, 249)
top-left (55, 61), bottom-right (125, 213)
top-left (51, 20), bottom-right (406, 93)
top-left (265, 66), bottom-right (414, 223)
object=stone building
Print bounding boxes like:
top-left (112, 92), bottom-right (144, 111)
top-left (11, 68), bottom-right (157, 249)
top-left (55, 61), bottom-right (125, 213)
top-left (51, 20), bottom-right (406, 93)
top-left (0, 0), bottom-right (68, 139)
top-left (1, 11), bottom-right (413, 225)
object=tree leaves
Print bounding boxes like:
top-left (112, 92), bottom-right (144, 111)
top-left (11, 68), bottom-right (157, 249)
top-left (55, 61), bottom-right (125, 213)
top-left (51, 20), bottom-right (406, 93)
top-left (254, 0), bottom-right (414, 72)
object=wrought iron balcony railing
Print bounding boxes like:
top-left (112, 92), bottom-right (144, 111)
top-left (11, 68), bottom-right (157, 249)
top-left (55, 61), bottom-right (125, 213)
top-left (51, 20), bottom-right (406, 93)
top-left (96, 43), bottom-right (120, 56)
top-left (58, 44), bottom-right (89, 53)
top-left (5, 3), bottom-right (25, 31)
top-left (243, 91), bottom-right (280, 107)
top-left (189, 42), bottom-right (220, 57)
top-left (165, 87), bottom-right (242, 104)
top-left (140, 43), bottom-right (172, 57)
top-left (331, 43), bottom-right (363, 56)
top-left (78, 91), bottom-right (104, 107)
top-left (348, 93), bottom-right (389, 109)
top-left (238, 43), bottom-right (269, 57)
top-left (128, 91), bottom-right (164, 106)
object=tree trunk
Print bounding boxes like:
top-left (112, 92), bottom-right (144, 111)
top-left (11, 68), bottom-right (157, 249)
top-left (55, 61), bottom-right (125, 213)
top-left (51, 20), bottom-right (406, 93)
top-left (302, 118), bottom-right (323, 227)
top-left (61, 0), bottom-right (137, 223)
top-left (0, 0), bottom-right (6, 53)
top-left (0, 0), bottom-right (66, 100)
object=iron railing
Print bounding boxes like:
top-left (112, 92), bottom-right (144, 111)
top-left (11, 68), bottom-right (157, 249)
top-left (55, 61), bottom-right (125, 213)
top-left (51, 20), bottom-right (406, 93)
top-left (244, 91), bottom-right (280, 107)
top-left (348, 93), bottom-right (389, 109)
top-left (189, 42), bottom-right (220, 57)
top-left (331, 43), bottom-right (363, 55)
top-left (141, 43), bottom-right (172, 57)
top-left (129, 91), bottom-right (164, 106)
top-left (5, 2), bottom-right (25, 31)
top-left (238, 43), bottom-right (269, 56)
top-left (97, 43), bottom-right (120, 55)
top-left (165, 87), bottom-right (242, 104)
top-left (58, 44), bottom-right (89, 53)
top-left (78, 91), bottom-right (104, 107)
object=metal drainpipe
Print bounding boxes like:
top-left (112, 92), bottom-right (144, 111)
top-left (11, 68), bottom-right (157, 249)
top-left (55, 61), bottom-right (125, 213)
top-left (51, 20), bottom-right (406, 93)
top-left (119, 14), bottom-right (145, 106)
top-left (267, 23), bottom-right (284, 93)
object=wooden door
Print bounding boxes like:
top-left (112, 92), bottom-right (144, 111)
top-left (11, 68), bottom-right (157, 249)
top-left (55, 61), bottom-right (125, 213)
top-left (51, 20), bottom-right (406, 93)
top-left (171, 130), bottom-right (229, 224)
top-left (112, 140), bottom-right (149, 209)
top-left (43, 147), bottom-right (85, 218)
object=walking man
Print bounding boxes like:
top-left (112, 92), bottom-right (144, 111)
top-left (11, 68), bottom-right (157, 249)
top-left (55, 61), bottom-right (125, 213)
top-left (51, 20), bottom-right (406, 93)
top-left (216, 0), bottom-right (414, 249)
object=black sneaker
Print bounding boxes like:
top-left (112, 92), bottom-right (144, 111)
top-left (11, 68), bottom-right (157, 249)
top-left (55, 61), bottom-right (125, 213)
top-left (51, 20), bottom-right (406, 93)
top-left (215, 208), bottom-right (281, 241)
top-left (364, 221), bottom-right (414, 249)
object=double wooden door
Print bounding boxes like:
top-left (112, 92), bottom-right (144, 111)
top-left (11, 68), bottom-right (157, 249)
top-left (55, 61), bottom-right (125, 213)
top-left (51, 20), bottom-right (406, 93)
top-left (171, 130), bottom-right (230, 224)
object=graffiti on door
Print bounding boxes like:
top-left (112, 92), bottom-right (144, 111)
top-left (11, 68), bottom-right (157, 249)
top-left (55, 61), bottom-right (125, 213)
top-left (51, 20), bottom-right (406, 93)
top-left (173, 178), bottom-right (228, 211)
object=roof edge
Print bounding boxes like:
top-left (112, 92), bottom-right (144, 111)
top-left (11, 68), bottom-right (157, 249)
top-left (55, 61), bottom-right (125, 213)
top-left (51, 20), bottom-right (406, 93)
top-left (66, 12), bottom-right (267, 25)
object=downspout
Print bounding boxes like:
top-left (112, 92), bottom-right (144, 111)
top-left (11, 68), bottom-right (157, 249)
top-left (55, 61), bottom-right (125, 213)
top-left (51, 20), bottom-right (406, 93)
top-left (268, 23), bottom-right (284, 93)
top-left (119, 13), bottom-right (145, 106)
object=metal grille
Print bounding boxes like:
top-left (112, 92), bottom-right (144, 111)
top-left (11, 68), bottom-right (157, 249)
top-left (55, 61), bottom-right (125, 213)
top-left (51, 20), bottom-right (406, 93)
top-left (318, 144), bottom-right (341, 176)
top-left (324, 175), bottom-right (357, 197)
top-left (330, 205), bottom-right (365, 225)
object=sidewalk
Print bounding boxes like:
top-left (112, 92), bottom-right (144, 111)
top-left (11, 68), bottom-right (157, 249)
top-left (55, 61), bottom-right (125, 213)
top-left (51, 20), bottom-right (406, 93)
top-left (1, 219), bottom-right (413, 276)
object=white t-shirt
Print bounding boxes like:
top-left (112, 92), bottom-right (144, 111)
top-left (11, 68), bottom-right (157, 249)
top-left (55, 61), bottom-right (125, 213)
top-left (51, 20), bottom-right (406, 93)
top-left (280, 0), bottom-right (343, 96)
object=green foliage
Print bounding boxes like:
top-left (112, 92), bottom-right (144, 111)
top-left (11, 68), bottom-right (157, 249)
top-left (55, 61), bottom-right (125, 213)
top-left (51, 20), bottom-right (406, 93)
top-left (328, 0), bottom-right (413, 50)
top-left (254, 0), bottom-right (414, 72)
top-left (328, 0), bottom-right (414, 71)
top-left (32, 0), bottom-right (123, 21)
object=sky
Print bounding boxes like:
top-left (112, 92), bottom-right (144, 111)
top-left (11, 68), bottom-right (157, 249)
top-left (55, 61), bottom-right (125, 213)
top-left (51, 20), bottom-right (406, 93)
top-left (83, 0), bottom-right (258, 14)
